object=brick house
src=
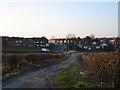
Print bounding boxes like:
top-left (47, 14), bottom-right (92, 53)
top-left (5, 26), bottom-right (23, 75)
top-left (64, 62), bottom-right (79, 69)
top-left (2, 36), bottom-right (49, 48)
top-left (48, 37), bottom-right (80, 50)
top-left (77, 37), bottom-right (103, 51)
top-left (2, 36), bottom-right (24, 47)
top-left (31, 37), bottom-right (49, 48)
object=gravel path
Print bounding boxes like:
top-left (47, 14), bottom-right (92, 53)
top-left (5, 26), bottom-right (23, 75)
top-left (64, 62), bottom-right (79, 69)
top-left (2, 53), bottom-right (77, 88)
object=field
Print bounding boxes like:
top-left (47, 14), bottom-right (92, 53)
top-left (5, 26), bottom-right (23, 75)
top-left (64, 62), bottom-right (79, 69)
top-left (2, 52), bottom-right (70, 79)
top-left (2, 48), bottom-right (42, 54)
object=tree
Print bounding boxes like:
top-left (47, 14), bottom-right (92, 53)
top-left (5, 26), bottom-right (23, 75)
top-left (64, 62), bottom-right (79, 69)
top-left (51, 36), bottom-right (55, 39)
top-left (66, 33), bottom-right (76, 39)
top-left (90, 34), bottom-right (95, 39)
top-left (77, 37), bottom-right (81, 40)
top-left (85, 36), bottom-right (91, 40)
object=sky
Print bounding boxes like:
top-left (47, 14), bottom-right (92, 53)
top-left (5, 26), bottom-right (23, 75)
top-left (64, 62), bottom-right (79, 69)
top-left (0, 1), bottom-right (118, 39)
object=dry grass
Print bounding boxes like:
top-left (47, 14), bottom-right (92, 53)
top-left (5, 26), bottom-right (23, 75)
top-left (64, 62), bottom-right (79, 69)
top-left (82, 51), bottom-right (120, 88)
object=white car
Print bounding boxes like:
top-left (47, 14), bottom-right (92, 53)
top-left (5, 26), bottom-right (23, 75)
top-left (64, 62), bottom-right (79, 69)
top-left (41, 48), bottom-right (49, 52)
top-left (69, 50), bottom-right (75, 53)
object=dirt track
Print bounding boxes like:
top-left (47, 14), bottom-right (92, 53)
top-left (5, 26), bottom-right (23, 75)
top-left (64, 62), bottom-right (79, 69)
top-left (3, 53), bottom-right (77, 88)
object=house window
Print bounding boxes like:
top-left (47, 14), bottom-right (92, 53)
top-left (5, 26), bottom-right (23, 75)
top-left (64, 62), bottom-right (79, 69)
top-left (36, 44), bottom-right (39, 47)
top-left (96, 46), bottom-right (101, 49)
top-left (16, 44), bottom-right (19, 46)
top-left (84, 46), bottom-right (88, 49)
top-left (19, 41), bottom-right (22, 43)
top-left (16, 41), bottom-right (18, 43)
top-left (40, 44), bottom-right (45, 47)
top-left (80, 46), bottom-right (82, 48)
top-left (37, 41), bottom-right (39, 43)
top-left (29, 44), bottom-right (32, 47)
top-left (67, 41), bottom-right (69, 44)
top-left (64, 40), bottom-right (66, 43)
top-left (46, 43), bottom-right (49, 47)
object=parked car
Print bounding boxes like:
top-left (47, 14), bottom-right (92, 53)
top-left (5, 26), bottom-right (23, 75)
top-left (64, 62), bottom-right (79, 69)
top-left (41, 48), bottom-right (49, 52)
top-left (69, 50), bottom-right (75, 53)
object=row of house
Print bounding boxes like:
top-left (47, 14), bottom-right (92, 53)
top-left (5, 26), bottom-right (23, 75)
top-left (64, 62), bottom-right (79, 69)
top-left (49, 36), bottom-right (120, 51)
top-left (2, 36), bottom-right (120, 51)
top-left (49, 37), bottom-right (81, 50)
top-left (2, 36), bottom-right (49, 48)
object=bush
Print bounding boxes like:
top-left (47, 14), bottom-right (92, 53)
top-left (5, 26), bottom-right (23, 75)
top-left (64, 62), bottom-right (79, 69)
top-left (2, 55), bottom-right (22, 72)
top-left (2, 53), bottom-right (68, 75)
top-left (82, 51), bottom-right (120, 88)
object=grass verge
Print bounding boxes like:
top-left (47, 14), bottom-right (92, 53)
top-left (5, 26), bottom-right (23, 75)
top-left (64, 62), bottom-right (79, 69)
top-left (57, 53), bottom-right (98, 88)
top-left (3, 48), bottom-right (40, 51)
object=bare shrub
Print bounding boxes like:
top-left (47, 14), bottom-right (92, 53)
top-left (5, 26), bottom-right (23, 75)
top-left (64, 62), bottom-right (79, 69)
top-left (2, 52), bottom-right (68, 74)
top-left (82, 51), bottom-right (120, 88)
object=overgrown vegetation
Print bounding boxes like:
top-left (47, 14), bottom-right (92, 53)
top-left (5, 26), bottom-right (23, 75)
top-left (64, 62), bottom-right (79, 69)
top-left (82, 51), bottom-right (120, 88)
top-left (2, 52), bottom-right (70, 79)
top-left (57, 53), bottom-right (98, 88)
top-left (58, 51), bottom-right (120, 88)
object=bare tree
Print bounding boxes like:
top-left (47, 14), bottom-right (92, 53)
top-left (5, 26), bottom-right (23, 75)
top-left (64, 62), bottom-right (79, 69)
top-left (66, 33), bottom-right (76, 39)
top-left (51, 36), bottom-right (55, 39)
top-left (90, 34), bottom-right (95, 39)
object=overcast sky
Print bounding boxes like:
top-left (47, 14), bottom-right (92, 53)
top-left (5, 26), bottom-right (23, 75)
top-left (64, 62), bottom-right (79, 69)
top-left (0, 1), bottom-right (118, 39)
